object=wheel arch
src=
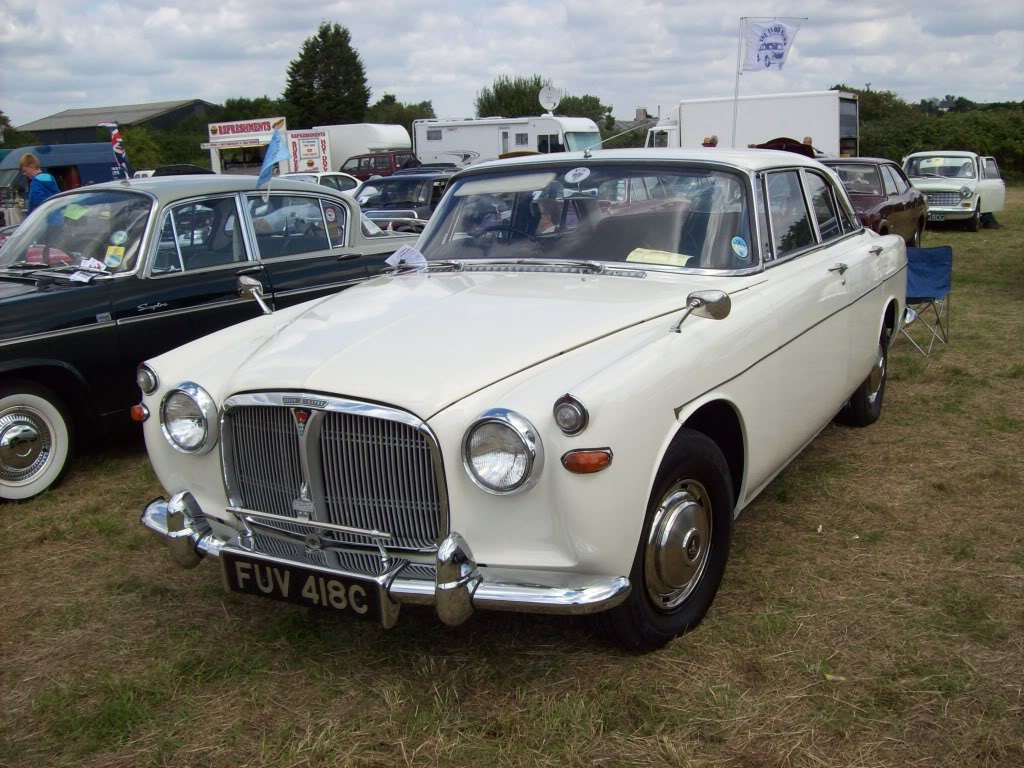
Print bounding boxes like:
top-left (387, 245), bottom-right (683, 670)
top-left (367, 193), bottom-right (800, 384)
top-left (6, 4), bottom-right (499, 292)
top-left (0, 359), bottom-right (98, 432)
top-left (668, 398), bottom-right (746, 512)
top-left (880, 297), bottom-right (900, 349)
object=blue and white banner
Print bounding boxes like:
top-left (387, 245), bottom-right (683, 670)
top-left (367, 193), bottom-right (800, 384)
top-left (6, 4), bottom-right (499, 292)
top-left (257, 128), bottom-right (291, 189)
top-left (98, 122), bottom-right (133, 178)
top-left (742, 20), bottom-right (802, 72)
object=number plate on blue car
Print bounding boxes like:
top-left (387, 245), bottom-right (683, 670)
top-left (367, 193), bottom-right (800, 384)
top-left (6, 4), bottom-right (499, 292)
top-left (222, 551), bottom-right (382, 621)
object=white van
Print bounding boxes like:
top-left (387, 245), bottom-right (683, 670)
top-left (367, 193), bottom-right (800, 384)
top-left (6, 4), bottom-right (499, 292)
top-left (413, 116), bottom-right (601, 167)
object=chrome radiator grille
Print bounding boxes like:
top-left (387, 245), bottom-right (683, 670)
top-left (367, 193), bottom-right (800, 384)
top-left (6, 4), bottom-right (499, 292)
top-left (926, 192), bottom-right (960, 207)
top-left (223, 396), bottom-right (444, 552)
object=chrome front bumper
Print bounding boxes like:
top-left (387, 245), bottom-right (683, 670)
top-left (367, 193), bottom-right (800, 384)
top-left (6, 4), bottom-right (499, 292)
top-left (141, 493), bottom-right (631, 627)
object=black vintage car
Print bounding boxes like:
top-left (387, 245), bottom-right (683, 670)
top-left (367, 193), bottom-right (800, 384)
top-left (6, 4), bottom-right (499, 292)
top-left (0, 175), bottom-right (415, 500)
top-left (354, 170), bottom-right (455, 233)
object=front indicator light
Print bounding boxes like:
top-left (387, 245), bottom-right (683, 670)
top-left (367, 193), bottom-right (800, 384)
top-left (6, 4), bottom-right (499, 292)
top-left (130, 403), bottom-right (149, 423)
top-left (562, 448), bottom-right (613, 474)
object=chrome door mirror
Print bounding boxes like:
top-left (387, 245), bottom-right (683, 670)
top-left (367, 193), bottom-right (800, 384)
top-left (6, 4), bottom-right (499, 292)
top-left (670, 290), bottom-right (731, 332)
top-left (237, 276), bottom-right (272, 315)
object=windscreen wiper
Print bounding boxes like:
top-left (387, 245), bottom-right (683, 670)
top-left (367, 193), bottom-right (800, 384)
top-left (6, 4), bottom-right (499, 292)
top-left (481, 258), bottom-right (605, 273)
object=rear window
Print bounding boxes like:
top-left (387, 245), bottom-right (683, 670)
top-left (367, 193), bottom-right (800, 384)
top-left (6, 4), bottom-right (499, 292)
top-left (828, 163), bottom-right (883, 196)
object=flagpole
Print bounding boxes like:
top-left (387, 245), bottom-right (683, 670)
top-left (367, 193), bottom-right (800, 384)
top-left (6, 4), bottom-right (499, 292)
top-left (730, 17), bottom-right (745, 148)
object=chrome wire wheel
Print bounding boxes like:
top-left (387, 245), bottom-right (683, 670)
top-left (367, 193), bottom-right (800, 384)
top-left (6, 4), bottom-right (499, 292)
top-left (867, 343), bottom-right (886, 406)
top-left (0, 405), bottom-right (54, 486)
top-left (644, 479), bottom-right (713, 612)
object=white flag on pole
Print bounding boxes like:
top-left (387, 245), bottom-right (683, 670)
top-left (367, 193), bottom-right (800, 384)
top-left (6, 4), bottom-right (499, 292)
top-left (742, 20), bottom-right (802, 72)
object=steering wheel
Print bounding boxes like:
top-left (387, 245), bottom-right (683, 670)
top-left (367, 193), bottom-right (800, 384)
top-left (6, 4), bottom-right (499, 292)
top-left (473, 224), bottom-right (543, 246)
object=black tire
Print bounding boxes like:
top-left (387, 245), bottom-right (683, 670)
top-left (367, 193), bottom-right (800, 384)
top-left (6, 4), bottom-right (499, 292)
top-left (0, 380), bottom-right (74, 501)
top-left (836, 338), bottom-right (887, 428)
top-left (966, 204), bottom-right (980, 232)
top-left (601, 429), bottom-right (734, 652)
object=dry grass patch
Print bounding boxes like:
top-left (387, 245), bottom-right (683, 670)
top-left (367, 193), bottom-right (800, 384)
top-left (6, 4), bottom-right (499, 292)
top-left (2, 191), bottom-right (1023, 768)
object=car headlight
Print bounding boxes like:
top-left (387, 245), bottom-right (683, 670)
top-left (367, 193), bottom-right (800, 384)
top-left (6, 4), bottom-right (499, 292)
top-left (160, 382), bottom-right (219, 454)
top-left (136, 363), bottom-right (158, 395)
top-left (462, 409), bottom-right (543, 494)
top-left (959, 186), bottom-right (972, 198)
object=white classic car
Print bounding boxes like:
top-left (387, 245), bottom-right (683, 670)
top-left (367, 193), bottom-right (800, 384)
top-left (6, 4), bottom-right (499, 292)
top-left (903, 151), bottom-right (1005, 230)
top-left (138, 149), bottom-right (907, 651)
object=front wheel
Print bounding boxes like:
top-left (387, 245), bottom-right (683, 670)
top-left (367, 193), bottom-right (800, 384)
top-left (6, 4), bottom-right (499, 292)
top-left (966, 204), bottom-right (980, 232)
top-left (836, 339), bottom-right (887, 427)
top-left (601, 429), bottom-right (734, 652)
top-left (0, 382), bottom-right (73, 501)
top-left (909, 219), bottom-right (923, 248)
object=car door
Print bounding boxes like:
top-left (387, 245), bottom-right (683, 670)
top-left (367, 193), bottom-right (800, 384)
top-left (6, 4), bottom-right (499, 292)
top-left (889, 164), bottom-right (924, 239)
top-left (876, 163), bottom-right (905, 238)
top-left (979, 157), bottom-right (1005, 213)
top-left (244, 191), bottom-right (368, 309)
top-left (758, 169), bottom-right (853, 471)
top-left (108, 194), bottom-right (271, 409)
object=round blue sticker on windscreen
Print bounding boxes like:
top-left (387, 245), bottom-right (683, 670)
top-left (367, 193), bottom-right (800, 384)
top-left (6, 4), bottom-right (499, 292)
top-left (731, 236), bottom-right (749, 260)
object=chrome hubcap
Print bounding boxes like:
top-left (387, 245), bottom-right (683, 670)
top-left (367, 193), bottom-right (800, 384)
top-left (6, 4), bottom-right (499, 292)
top-left (645, 480), bottom-right (712, 611)
top-left (867, 344), bottom-right (886, 405)
top-left (0, 407), bottom-right (53, 484)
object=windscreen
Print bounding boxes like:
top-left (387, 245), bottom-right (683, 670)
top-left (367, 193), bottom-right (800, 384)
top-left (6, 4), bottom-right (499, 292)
top-left (905, 156), bottom-right (976, 179)
top-left (564, 132), bottom-right (602, 152)
top-left (0, 190), bottom-right (152, 271)
top-left (418, 164), bottom-right (755, 270)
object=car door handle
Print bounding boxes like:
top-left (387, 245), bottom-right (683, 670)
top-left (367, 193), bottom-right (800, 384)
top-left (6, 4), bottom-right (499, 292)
top-left (235, 265), bottom-right (264, 276)
top-left (828, 263), bottom-right (848, 275)
top-left (337, 252), bottom-right (362, 261)
top-left (868, 245), bottom-right (883, 255)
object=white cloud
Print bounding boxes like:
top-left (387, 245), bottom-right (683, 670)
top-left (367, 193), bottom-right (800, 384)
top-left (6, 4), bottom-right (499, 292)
top-left (1, 0), bottom-right (1021, 128)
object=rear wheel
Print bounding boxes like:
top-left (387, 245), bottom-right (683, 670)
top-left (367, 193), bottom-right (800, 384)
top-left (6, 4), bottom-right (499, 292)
top-left (0, 382), bottom-right (73, 501)
top-left (601, 429), bottom-right (734, 652)
top-left (909, 219), bottom-right (923, 247)
top-left (837, 339), bottom-right (887, 428)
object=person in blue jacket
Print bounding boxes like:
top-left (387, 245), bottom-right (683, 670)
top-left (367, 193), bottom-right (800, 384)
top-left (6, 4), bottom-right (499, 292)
top-left (19, 153), bottom-right (61, 214)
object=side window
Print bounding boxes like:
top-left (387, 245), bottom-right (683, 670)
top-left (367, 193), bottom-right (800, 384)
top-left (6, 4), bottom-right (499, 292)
top-left (430, 180), bottom-right (447, 207)
top-left (538, 135), bottom-right (550, 153)
top-left (515, 133), bottom-right (529, 147)
top-left (321, 200), bottom-right (348, 248)
top-left (359, 157), bottom-right (373, 172)
top-left (837, 194), bottom-right (859, 233)
top-left (247, 194), bottom-right (330, 258)
top-left (373, 155), bottom-right (391, 171)
top-left (168, 198), bottom-right (247, 272)
top-left (342, 158), bottom-right (359, 171)
top-left (426, 129), bottom-right (442, 141)
top-left (804, 172), bottom-right (842, 241)
top-left (334, 175), bottom-right (357, 192)
top-left (766, 171), bottom-right (814, 257)
top-left (154, 215), bottom-right (184, 274)
top-left (880, 166), bottom-right (898, 196)
top-left (889, 165), bottom-right (911, 194)
top-left (984, 158), bottom-right (1000, 179)
top-left (319, 175), bottom-right (340, 191)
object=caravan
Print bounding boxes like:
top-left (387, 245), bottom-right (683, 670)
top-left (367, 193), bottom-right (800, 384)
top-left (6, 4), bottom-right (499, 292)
top-left (412, 116), bottom-right (601, 167)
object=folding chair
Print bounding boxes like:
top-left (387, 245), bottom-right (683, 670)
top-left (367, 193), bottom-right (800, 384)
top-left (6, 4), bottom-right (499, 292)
top-left (900, 246), bottom-right (952, 355)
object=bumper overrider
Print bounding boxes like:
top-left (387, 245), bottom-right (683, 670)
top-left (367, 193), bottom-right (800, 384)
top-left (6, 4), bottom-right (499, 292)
top-left (140, 492), bottom-right (631, 628)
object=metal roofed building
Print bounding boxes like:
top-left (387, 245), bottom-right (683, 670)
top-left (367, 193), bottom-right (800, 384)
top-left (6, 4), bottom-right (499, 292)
top-left (17, 99), bottom-right (219, 144)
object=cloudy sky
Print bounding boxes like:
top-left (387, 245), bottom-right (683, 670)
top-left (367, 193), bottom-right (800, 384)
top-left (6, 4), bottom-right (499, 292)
top-left (2, 0), bottom-right (1022, 127)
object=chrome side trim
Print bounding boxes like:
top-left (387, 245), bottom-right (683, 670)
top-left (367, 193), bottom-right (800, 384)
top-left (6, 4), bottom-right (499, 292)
top-left (0, 320), bottom-right (117, 348)
top-left (272, 277), bottom-right (366, 298)
top-left (115, 297), bottom-right (254, 325)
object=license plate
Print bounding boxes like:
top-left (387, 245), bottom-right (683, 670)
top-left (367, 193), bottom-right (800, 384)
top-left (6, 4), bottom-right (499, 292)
top-left (222, 551), bottom-right (382, 621)
top-left (928, 212), bottom-right (945, 222)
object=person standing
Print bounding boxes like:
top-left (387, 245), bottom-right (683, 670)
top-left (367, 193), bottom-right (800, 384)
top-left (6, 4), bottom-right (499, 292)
top-left (19, 153), bottom-right (61, 215)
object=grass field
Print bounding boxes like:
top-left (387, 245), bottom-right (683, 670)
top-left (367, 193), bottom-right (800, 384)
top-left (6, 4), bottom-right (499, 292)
top-left (1, 190), bottom-right (1022, 768)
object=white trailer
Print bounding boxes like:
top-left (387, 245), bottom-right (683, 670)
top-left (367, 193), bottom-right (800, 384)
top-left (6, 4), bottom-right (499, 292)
top-left (412, 116), bottom-right (602, 167)
top-left (646, 91), bottom-right (859, 157)
top-left (312, 123), bottom-right (411, 169)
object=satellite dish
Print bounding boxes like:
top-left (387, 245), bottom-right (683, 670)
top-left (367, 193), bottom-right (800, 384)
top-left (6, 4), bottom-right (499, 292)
top-left (539, 86), bottom-right (561, 113)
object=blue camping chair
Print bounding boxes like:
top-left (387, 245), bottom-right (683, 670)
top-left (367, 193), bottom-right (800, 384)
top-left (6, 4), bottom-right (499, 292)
top-left (901, 246), bottom-right (952, 355)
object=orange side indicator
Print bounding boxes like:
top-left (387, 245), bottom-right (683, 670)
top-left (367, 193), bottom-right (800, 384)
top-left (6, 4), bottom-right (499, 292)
top-left (561, 448), bottom-right (613, 474)
top-left (130, 404), bottom-right (149, 423)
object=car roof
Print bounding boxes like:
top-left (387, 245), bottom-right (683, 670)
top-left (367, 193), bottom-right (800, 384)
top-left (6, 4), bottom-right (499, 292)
top-left (467, 148), bottom-right (829, 174)
top-left (820, 157), bottom-right (896, 166)
top-left (904, 151), bottom-right (979, 159)
top-left (59, 174), bottom-right (349, 204)
top-left (359, 172), bottom-right (451, 182)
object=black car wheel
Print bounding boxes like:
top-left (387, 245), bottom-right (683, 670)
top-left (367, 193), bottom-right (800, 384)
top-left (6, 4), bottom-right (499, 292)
top-left (601, 429), bottom-right (734, 652)
top-left (966, 203), bottom-right (981, 232)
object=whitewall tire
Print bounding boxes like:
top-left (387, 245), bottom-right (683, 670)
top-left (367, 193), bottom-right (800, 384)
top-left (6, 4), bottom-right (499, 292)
top-left (0, 383), bottom-right (73, 501)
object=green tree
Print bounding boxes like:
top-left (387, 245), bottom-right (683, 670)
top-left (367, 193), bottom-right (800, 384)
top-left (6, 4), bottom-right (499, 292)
top-left (284, 23), bottom-right (370, 127)
top-left (831, 84), bottom-right (912, 122)
top-left (0, 108), bottom-right (38, 148)
top-left (220, 96), bottom-right (293, 123)
top-left (366, 93), bottom-right (436, 136)
top-left (475, 75), bottom-right (548, 118)
top-left (558, 94), bottom-right (615, 131)
top-left (120, 126), bottom-right (163, 170)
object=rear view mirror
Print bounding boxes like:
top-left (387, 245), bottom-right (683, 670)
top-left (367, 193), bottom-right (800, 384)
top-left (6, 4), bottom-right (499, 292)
top-left (237, 276), bottom-right (272, 315)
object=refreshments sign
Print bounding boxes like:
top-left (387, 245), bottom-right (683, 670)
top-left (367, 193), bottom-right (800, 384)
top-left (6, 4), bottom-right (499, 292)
top-left (287, 130), bottom-right (332, 173)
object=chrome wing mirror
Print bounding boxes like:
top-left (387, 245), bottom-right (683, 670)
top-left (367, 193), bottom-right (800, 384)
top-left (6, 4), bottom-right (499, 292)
top-left (237, 276), bottom-right (273, 315)
top-left (670, 290), bottom-right (731, 333)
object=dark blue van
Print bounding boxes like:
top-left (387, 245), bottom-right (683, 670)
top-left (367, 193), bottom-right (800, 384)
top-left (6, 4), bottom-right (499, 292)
top-left (0, 143), bottom-right (125, 225)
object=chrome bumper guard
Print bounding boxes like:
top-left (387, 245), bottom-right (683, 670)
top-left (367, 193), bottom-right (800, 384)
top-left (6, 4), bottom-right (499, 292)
top-left (141, 493), bottom-right (631, 626)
